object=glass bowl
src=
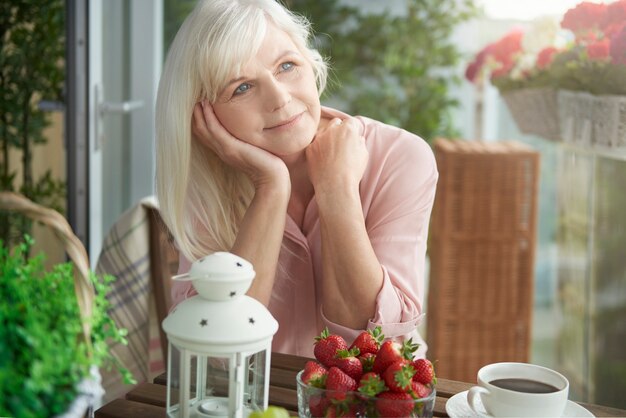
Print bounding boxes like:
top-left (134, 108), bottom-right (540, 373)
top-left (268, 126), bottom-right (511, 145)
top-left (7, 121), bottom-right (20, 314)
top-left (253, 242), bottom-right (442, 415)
top-left (296, 370), bottom-right (436, 418)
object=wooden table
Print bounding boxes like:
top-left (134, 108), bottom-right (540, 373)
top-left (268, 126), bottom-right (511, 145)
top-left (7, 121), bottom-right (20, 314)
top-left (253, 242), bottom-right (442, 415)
top-left (95, 352), bottom-right (626, 417)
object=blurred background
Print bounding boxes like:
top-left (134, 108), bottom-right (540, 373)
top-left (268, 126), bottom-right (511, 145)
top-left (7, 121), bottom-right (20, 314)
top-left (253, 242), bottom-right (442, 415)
top-left (1, 0), bottom-right (624, 410)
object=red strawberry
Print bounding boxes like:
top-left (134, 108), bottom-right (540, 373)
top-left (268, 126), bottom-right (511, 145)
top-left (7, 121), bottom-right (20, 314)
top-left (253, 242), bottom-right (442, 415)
top-left (372, 339), bottom-right (419, 374)
top-left (358, 352), bottom-right (376, 373)
top-left (325, 366), bottom-right (357, 401)
top-left (326, 403), bottom-right (359, 418)
top-left (349, 326), bottom-right (384, 355)
top-left (410, 380), bottom-right (431, 399)
top-left (334, 348), bottom-right (363, 381)
top-left (412, 358), bottom-right (437, 385)
top-left (324, 405), bottom-right (339, 418)
top-left (314, 328), bottom-right (348, 368)
top-left (383, 360), bottom-right (415, 393)
top-left (357, 372), bottom-right (387, 398)
top-left (302, 360), bottom-right (328, 388)
top-left (308, 393), bottom-right (330, 417)
top-left (376, 391), bottom-right (415, 417)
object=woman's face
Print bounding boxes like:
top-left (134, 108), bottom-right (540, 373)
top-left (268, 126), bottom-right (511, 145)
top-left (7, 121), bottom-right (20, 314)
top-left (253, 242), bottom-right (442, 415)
top-left (211, 23), bottom-right (321, 158)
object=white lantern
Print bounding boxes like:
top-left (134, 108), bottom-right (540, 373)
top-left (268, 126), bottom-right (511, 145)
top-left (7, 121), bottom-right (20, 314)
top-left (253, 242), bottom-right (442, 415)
top-left (162, 252), bottom-right (279, 418)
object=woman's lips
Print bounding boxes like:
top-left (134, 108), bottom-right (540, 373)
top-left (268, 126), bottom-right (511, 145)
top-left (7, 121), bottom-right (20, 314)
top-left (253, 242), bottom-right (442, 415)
top-left (265, 112), bottom-right (304, 131)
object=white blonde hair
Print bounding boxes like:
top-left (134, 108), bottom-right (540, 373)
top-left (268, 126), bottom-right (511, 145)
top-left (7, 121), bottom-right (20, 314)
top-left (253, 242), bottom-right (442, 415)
top-left (155, 0), bottom-right (328, 261)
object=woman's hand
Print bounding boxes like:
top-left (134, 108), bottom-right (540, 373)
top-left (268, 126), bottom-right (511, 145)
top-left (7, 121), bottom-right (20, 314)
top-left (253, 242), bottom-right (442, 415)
top-left (305, 117), bottom-right (369, 195)
top-left (307, 117), bottom-right (381, 328)
top-left (192, 101), bottom-right (289, 190)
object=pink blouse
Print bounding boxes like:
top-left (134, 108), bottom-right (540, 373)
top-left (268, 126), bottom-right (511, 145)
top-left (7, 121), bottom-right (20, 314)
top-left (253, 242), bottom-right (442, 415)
top-left (172, 107), bottom-right (438, 358)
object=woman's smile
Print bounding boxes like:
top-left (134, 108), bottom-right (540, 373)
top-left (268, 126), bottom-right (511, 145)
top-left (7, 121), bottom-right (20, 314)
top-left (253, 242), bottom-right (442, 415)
top-left (265, 111), bottom-right (304, 131)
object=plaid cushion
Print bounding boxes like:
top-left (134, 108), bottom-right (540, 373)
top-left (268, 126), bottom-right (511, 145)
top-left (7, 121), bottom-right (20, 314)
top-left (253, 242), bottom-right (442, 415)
top-left (95, 197), bottom-right (165, 403)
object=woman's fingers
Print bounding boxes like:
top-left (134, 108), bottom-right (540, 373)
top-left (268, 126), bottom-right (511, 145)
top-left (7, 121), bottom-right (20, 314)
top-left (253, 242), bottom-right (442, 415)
top-left (193, 101), bottom-right (234, 157)
top-left (306, 116), bottom-right (368, 192)
top-left (191, 100), bottom-right (289, 188)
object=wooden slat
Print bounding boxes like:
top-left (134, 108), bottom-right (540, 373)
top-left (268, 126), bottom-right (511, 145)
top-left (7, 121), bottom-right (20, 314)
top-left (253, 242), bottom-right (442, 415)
top-left (434, 378), bottom-right (473, 398)
top-left (125, 382), bottom-right (169, 407)
top-left (94, 398), bottom-right (166, 418)
top-left (268, 385), bottom-right (299, 412)
top-left (269, 367), bottom-right (299, 389)
top-left (433, 396), bottom-right (449, 417)
top-left (271, 352), bottom-right (312, 371)
top-left (579, 402), bottom-right (626, 417)
top-left (153, 372), bottom-right (167, 386)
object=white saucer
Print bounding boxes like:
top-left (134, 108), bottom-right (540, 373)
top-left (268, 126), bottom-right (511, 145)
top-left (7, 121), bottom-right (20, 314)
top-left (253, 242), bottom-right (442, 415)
top-left (445, 390), bottom-right (595, 418)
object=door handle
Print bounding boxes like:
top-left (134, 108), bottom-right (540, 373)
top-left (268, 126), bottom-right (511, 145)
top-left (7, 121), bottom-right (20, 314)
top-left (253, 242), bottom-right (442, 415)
top-left (94, 84), bottom-right (144, 151)
top-left (99, 100), bottom-right (144, 114)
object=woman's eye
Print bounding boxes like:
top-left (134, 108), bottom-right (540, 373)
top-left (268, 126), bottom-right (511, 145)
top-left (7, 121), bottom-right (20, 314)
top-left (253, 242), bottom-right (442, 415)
top-left (280, 62), bottom-right (295, 72)
top-left (233, 83), bottom-right (251, 95)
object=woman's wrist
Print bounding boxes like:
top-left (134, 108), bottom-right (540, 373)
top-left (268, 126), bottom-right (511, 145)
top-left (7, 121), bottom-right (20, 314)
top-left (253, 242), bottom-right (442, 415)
top-left (255, 171), bottom-right (291, 202)
top-left (314, 180), bottom-right (360, 214)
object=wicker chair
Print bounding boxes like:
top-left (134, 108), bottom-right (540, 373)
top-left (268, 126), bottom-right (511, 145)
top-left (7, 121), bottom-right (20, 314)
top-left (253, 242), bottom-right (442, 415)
top-left (427, 138), bottom-right (540, 383)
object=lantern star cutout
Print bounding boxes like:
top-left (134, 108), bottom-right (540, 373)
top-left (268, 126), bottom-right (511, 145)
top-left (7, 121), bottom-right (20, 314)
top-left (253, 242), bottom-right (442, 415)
top-left (249, 317), bottom-right (255, 325)
top-left (236, 262), bottom-right (242, 267)
top-left (199, 319), bottom-right (208, 327)
top-left (230, 291), bottom-right (236, 297)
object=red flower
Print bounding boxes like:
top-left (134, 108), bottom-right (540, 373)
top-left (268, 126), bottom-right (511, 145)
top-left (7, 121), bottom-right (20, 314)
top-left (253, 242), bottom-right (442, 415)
top-left (587, 39), bottom-right (611, 59)
top-left (610, 26), bottom-right (626, 65)
top-left (561, 2), bottom-right (607, 32)
top-left (490, 58), bottom-right (516, 79)
top-left (602, 0), bottom-right (626, 31)
top-left (489, 29), bottom-right (524, 64)
top-left (488, 29), bottom-right (523, 80)
top-left (604, 22), bottom-right (626, 39)
top-left (537, 47), bottom-right (558, 69)
top-left (464, 60), bottom-right (480, 82)
top-left (465, 29), bottom-right (523, 83)
top-left (465, 48), bottom-right (489, 82)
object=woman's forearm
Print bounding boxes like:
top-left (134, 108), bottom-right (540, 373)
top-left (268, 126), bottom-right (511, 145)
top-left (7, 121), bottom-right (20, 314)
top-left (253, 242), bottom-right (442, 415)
top-left (316, 185), bottom-right (383, 329)
top-left (232, 181), bottom-right (290, 306)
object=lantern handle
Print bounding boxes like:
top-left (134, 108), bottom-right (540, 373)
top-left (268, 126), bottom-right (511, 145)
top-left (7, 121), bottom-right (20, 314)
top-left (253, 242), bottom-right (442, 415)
top-left (172, 273), bottom-right (192, 281)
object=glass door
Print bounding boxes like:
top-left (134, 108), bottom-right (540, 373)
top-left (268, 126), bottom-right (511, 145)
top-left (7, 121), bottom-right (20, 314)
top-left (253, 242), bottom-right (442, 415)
top-left (85, 0), bottom-right (162, 263)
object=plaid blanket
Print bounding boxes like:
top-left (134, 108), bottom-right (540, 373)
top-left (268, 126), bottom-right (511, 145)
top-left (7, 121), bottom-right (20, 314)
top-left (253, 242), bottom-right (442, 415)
top-left (95, 196), bottom-right (164, 403)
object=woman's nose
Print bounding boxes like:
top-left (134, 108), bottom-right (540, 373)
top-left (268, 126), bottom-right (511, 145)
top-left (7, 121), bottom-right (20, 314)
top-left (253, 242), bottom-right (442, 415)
top-left (264, 78), bottom-right (291, 111)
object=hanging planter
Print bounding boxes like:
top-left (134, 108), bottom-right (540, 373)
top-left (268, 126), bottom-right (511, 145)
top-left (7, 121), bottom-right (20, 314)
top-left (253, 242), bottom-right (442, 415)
top-left (558, 90), bottom-right (626, 148)
top-left (501, 87), bottom-right (561, 141)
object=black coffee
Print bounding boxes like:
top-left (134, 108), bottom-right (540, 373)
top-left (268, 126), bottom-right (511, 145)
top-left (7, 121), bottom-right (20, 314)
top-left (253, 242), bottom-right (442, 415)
top-left (490, 378), bottom-right (560, 394)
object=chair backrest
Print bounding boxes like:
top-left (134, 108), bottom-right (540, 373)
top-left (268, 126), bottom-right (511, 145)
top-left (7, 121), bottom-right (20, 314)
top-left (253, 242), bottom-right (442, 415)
top-left (96, 199), bottom-right (179, 402)
top-left (427, 138), bottom-right (540, 382)
top-left (146, 206), bottom-right (179, 360)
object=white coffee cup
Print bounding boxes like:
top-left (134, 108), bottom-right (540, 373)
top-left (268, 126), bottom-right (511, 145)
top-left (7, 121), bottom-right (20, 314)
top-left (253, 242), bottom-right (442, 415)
top-left (467, 362), bottom-right (569, 417)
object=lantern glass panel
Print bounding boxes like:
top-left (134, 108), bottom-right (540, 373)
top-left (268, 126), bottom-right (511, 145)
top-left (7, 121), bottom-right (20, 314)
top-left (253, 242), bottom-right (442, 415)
top-left (166, 345), bottom-right (271, 417)
top-left (166, 347), bottom-right (232, 417)
top-left (245, 350), bottom-right (268, 411)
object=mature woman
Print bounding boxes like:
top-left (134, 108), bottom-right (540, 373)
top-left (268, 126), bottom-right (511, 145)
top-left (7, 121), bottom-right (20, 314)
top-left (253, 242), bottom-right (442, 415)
top-left (155, 0), bottom-right (438, 358)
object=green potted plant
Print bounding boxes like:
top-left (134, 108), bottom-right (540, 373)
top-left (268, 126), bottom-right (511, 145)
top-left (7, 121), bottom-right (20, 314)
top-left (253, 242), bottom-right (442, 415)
top-left (0, 1), bottom-right (66, 246)
top-left (0, 192), bottom-right (135, 417)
